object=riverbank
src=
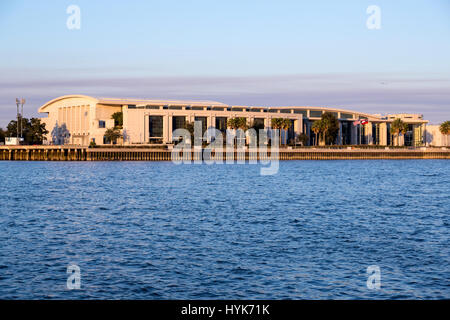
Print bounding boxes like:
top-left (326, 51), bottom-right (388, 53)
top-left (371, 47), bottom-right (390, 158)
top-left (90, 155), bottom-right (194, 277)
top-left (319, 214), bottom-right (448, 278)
top-left (0, 146), bottom-right (449, 161)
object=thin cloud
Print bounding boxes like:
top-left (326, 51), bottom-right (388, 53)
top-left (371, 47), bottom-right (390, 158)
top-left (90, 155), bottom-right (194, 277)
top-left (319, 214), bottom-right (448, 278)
top-left (0, 73), bottom-right (449, 127)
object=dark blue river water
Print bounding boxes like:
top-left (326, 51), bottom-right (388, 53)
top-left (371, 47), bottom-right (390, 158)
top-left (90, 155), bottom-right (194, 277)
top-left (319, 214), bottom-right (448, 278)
top-left (0, 160), bottom-right (449, 299)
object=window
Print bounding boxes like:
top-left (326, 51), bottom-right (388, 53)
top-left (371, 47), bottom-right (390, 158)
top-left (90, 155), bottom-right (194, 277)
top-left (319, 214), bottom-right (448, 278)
top-left (294, 110), bottom-right (307, 117)
top-left (341, 113), bottom-right (353, 119)
top-left (215, 117), bottom-right (227, 133)
top-left (310, 111), bottom-right (322, 117)
top-left (191, 106), bottom-right (204, 111)
top-left (149, 116), bottom-right (163, 138)
top-left (268, 109), bottom-right (279, 113)
top-left (341, 121), bottom-right (352, 145)
top-left (372, 123), bottom-right (380, 145)
top-left (99, 120), bottom-right (106, 128)
top-left (172, 116), bottom-right (186, 131)
top-left (194, 117), bottom-right (207, 135)
top-left (168, 106), bottom-right (183, 110)
top-left (212, 107), bottom-right (225, 111)
top-left (280, 109), bottom-right (291, 114)
top-left (146, 105), bottom-right (160, 110)
top-left (252, 118), bottom-right (265, 130)
top-left (128, 105), bottom-right (136, 109)
top-left (387, 123), bottom-right (391, 146)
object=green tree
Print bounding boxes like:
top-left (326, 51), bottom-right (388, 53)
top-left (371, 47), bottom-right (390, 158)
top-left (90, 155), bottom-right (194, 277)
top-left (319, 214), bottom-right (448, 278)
top-left (280, 118), bottom-right (292, 145)
top-left (0, 128), bottom-right (5, 144)
top-left (111, 111), bottom-right (123, 128)
top-left (104, 127), bottom-right (123, 145)
top-left (296, 133), bottom-right (308, 146)
top-left (29, 118), bottom-right (48, 144)
top-left (311, 120), bottom-right (323, 146)
top-left (439, 121), bottom-right (450, 146)
top-left (227, 117), bottom-right (248, 130)
top-left (227, 118), bottom-right (238, 130)
top-left (271, 118), bottom-right (284, 146)
top-left (5, 117), bottom-right (48, 145)
top-left (321, 112), bottom-right (339, 145)
top-left (390, 118), bottom-right (408, 146)
top-left (183, 121), bottom-right (195, 145)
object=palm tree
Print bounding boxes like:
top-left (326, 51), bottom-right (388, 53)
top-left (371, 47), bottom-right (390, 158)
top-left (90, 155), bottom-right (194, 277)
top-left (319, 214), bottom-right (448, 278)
top-left (271, 118), bottom-right (283, 146)
top-left (321, 112), bottom-right (339, 145)
top-left (311, 120), bottom-right (323, 146)
top-left (227, 118), bottom-right (239, 130)
top-left (440, 121), bottom-right (450, 146)
top-left (281, 119), bottom-right (292, 145)
top-left (227, 117), bottom-right (248, 145)
top-left (390, 118), bottom-right (407, 146)
top-left (237, 117), bottom-right (248, 131)
top-left (111, 111), bottom-right (123, 129)
top-left (104, 128), bottom-right (122, 145)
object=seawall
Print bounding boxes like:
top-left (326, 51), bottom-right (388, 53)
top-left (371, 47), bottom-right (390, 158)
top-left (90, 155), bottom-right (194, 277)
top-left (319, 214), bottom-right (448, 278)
top-left (0, 146), bottom-right (449, 161)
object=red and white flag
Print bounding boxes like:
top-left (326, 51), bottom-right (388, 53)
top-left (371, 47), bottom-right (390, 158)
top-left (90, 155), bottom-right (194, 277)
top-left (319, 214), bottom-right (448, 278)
top-left (360, 119), bottom-right (369, 125)
top-left (353, 120), bottom-right (361, 126)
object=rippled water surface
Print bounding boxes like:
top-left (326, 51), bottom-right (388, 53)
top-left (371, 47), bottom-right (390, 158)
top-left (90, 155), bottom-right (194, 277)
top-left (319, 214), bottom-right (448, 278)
top-left (0, 160), bottom-right (449, 299)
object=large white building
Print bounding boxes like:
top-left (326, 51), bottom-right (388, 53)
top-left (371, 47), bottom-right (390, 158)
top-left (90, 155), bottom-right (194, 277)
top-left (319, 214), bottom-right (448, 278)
top-left (39, 95), bottom-right (432, 147)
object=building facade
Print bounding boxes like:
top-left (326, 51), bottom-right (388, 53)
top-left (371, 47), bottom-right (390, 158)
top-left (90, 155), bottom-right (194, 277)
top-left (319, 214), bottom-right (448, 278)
top-left (39, 95), bottom-right (430, 147)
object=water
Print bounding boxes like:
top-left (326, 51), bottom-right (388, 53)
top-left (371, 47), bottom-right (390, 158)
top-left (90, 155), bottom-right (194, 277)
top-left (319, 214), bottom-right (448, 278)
top-left (0, 160), bottom-right (449, 299)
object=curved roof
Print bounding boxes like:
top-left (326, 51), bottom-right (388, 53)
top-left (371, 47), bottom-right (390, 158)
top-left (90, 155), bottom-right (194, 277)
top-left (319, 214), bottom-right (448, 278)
top-left (38, 94), bottom-right (383, 120)
top-left (38, 95), bottom-right (99, 113)
top-left (97, 97), bottom-right (227, 107)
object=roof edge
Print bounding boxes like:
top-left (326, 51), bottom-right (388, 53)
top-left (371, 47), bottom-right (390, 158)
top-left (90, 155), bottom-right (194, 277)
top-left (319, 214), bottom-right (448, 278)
top-left (38, 95), bottom-right (99, 113)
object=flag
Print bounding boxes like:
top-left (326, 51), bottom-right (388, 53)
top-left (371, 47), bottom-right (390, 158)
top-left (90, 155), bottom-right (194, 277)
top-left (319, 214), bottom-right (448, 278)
top-left (360, 119), bottom-right (369, 125)
top-left (353, 120), bottom-right (361, 126)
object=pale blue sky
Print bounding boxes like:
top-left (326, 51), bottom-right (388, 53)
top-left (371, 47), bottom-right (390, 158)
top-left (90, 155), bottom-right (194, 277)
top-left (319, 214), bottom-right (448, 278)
top-left (0, 0), bottom-right (449, 126)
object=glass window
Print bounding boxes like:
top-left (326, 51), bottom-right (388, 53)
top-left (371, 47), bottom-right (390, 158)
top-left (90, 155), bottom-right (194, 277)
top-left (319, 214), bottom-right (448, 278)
top-left (341, 113), bottom-right (353, 119)
top-left (168, 106), bottom-right (183, 110)
top-left (191, 106), bottom-right (204, 111)
top-left (194, 117), bottom-right (207, 135)
top-left (268, 109), bottom-right (279, 113)
top-left (215, 117), bottom-right (227, 133)
top-left (310, 110), bottom-right (322, 117)
top-left (149, 116), bottom-right (163, 138)
top-left (146, 105), bottom-right (160, 110)
top-left (172, 116), bottom-right (186, 131)
top-left (99, 120), bottom-right (105, 128)
top-left (252, 118), bottom-right (265, 130)
top-left (294, 110), bottom-right (307, 116)
top-left (280, 109), bottom-right (291, 114)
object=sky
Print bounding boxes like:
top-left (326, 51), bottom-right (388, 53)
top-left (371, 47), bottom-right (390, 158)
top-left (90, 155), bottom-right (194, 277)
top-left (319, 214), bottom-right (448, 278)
top-left (0, 0), bottom-right (449, 127)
